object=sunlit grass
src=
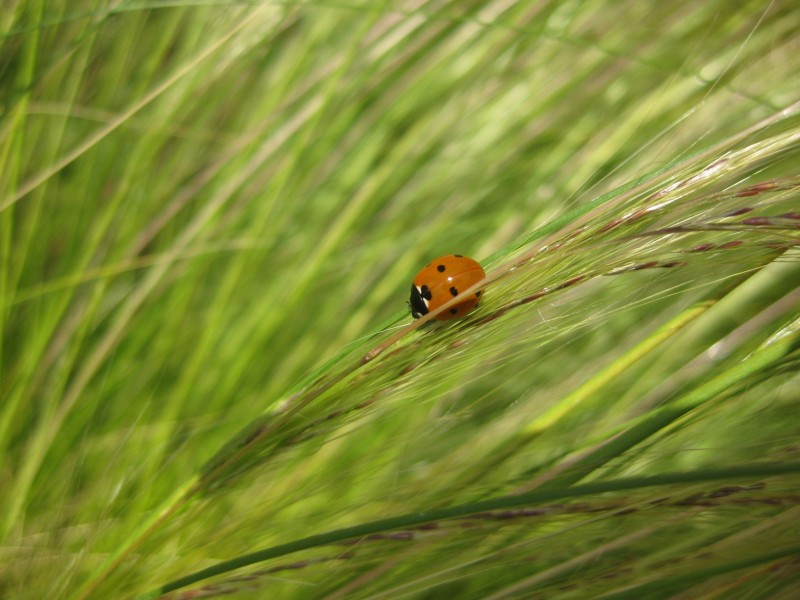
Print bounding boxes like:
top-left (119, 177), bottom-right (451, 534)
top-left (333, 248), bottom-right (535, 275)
top-left (1, 1), bottom-right (799, 599)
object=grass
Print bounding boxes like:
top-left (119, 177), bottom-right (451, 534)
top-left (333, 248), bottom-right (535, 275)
top-left (1, 1), bottom-right (799, 598)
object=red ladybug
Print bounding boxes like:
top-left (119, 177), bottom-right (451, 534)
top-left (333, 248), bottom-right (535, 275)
top-left (409, 254), bottom-right (485, 320)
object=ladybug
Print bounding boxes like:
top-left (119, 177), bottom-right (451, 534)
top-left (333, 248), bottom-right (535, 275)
top-left (409, 254), bottom-right (485, 320)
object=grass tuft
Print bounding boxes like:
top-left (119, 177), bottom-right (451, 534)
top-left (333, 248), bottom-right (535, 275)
top-left (1, 1), bottom-right (799, 598)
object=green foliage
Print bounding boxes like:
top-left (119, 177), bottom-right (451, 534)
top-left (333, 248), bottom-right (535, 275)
top-left (1, 1), bottom-right (799, 598)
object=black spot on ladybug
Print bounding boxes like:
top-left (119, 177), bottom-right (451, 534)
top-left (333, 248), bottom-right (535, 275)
top-left (449, 286), bottom-right (458, 296)
top-left (450, 308), bottom-right (458, 315)
top-left (437, 264), bottom-right (446, 272)
top-left (421, 285), bottom-right (432, 300)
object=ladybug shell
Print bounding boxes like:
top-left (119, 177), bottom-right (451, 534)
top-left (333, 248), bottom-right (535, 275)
top-left (409, 254), bottom-right (485, 320)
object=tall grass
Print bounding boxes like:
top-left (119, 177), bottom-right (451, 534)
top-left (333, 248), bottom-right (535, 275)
top-left (1, 1), bottom-right (799, 598)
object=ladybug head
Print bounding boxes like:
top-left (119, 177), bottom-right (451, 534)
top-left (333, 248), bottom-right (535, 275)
top-left (408, 285), bottom-right (428, 319)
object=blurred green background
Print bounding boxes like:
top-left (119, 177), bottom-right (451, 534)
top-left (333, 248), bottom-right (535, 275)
top-left (1, 1), bottom-right (799, 598)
